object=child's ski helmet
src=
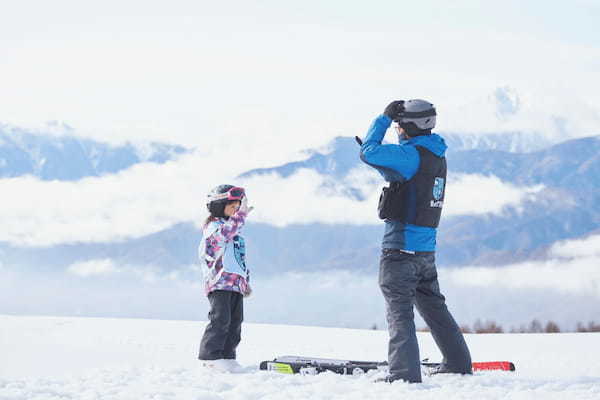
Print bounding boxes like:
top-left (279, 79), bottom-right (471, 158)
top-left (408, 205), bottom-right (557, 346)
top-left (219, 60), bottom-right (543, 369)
top-left (206, 184), bottom-right (245, 217)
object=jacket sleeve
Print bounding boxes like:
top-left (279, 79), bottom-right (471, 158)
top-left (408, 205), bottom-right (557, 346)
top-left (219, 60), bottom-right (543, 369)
top-left (200, 210), bottom-right (248, 268)
top-left (359, 115), bottom-right (419, 181)
top-left (217, 209), bottom-right (248, 241)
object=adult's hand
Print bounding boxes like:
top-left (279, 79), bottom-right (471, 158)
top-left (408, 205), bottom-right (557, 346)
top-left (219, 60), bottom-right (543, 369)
top-left (383, 100), bottom-right (405, 121)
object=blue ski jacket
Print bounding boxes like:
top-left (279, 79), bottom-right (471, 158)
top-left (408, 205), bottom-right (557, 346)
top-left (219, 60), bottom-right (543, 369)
top-left (359, 115), bottom-right (448, 252)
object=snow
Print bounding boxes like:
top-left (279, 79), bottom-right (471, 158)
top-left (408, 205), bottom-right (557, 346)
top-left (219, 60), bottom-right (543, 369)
top-left (1, 315), bottom-right (599, 400)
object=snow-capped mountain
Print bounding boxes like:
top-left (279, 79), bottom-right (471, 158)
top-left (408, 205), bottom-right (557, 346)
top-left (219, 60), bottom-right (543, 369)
top-left (443, 131), bottom-right (554, 153)
top-left (238, 134), bottom-right (600, 266)
top-left (0, 124), bottom-right (187, 180)
top-left (241, 134), bottom-right (600, 187)
top-left (1, 131), bottom-right (599, 272)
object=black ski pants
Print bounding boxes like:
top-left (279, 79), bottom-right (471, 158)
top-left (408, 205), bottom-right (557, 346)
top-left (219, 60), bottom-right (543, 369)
top-left (198, 290), bottom-right (244, 360)
top-left (379, 249), bottom-right (472, 383)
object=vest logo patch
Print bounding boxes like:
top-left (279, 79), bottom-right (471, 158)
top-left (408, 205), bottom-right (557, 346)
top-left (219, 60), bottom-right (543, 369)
top-left (430, 200), bottom-right (444, 208)
top-left (433, 177), bottom-right (445, 201)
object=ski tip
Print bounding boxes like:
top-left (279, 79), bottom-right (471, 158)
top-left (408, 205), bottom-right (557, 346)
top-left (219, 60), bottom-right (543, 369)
top-left (260, 361), bottom-right (295, 374)
top-left (472, 361), bottom-right (515, 372)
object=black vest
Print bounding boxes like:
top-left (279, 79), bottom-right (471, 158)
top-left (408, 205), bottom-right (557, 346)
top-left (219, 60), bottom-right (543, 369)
top-left (377, 146), bottom-right (447, 228)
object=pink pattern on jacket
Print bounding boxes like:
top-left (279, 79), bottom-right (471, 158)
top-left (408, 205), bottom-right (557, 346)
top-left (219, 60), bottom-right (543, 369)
top-left (199, 209), bottom-right (250, 296)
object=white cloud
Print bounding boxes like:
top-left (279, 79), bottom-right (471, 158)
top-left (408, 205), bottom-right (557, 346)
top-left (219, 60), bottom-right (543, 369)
top-left (67, 259), bottom-right (119, 277)
top-left (240, 168), bottom-right (545, 226)
top-left (443, 174), bottom-right (544, 216)
top-left (0, 151), bottom-right (543, 246)
top-left (239, 169), bottom-right (381, 226)
top-left (439, 87), bottom-right (600, 139)
top-left (0, 152), bottom-right (232, 246)
top-left (3, 258), bottom-right (599, 331)
top-left (445, 258), bottom-right (600, 298)
top-left (254, 263), bottom-right (600, 329)
top-left (67, 258), bottom-right (196, 283)
top-left (438, 246), bottom-right (600, 327)
top-left (550, 234), bottom-right (600, 259)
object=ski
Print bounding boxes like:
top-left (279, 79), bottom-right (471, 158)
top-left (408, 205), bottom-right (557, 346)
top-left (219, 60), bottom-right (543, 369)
top-left (259, 356), bottom-right (386, 376)
top-left (473, 361), bottom-right (515, 371)
top-left (259, 355), bottom-right (515, 376)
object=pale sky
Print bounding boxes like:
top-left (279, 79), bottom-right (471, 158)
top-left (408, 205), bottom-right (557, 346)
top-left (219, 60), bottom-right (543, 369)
top-left (1, 0), bottom-right (599, 160)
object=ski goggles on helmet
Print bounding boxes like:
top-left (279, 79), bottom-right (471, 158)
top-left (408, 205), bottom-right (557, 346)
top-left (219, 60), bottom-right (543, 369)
top-left (209, 186), bottom-right (245, 202)
top-left (393, 100), bottom-right (437, 130)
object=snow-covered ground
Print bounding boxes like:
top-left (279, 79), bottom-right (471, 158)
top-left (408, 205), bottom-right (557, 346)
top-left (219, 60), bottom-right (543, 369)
top-left (1, 315), bottom-right (599, 400)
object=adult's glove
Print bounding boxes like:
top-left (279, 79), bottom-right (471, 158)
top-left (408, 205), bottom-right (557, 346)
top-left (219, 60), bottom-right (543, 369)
top-left (383, 100), bottom-right (405, 122)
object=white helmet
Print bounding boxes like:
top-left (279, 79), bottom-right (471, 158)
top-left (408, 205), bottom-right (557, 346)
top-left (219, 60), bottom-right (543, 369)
top-left (397, 99), bottom-right (436, 131)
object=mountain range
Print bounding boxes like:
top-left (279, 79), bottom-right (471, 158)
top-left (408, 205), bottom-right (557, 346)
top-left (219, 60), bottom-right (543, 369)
top-left (0, 124), bottom-right (187, 180)
top-left (239, 134), bottom-right (600, 267)
top-left (1, 127), bottom-right (599, 274)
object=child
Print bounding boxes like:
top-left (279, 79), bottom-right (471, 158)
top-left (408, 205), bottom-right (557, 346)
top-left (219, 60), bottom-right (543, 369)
top-left (198, 184), bottom-right (252, 372)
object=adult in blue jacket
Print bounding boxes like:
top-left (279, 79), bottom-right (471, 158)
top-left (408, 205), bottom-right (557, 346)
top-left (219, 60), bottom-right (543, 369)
top-left (360, 99), bottom-right (472, 383)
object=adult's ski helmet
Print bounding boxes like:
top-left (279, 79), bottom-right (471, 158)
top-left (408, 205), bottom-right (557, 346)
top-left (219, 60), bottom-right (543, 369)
top-left (206, 184), bottom-right (245, 217)
top-left (397, 99), bottom-right (437, 132)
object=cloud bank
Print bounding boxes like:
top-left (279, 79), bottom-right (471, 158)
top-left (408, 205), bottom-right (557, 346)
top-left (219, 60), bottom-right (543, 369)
top-left (550, 233), bottom-right (600, 259)
top-left (67, 259), bottom-right (119, 277)
top-left (0, 157), bottom-right (543, 246)
top-left (446, 258), bottom-right (600, 298)
top-left (2, 250), bottom-right (598, 331)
